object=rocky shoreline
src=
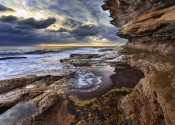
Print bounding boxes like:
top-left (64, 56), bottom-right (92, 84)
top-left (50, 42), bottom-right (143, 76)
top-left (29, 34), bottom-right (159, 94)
top-left (0, 48), bottom-right (145, 125)
top-left (0, 0), bottom-right (175, 124)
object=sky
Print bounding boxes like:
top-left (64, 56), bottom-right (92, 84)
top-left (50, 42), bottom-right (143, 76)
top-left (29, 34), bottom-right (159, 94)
top-left (0, 0), bottom-right (126, 46)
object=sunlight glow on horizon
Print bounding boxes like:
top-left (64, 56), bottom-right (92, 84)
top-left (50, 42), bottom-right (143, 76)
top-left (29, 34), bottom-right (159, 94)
top-left (37, 42), bottom-right (124, 47)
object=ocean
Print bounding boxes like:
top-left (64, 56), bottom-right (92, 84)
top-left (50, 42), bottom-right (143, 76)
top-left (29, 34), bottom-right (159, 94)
top-left (0, 46), bottom-right (114, 80)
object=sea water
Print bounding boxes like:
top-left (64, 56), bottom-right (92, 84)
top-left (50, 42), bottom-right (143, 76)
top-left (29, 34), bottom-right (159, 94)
top-left (0, 46), bottom-right (106, 80)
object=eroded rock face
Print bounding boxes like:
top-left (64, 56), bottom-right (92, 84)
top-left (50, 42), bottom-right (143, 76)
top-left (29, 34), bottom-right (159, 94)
top-left (102, 0), bottom-right (175, 53)
top-left (103, 0), bottom-right (175, 125)
top-left (0, 75), bottom-right (73, 125)
top-left (120, 51), bottom-right (175, 125)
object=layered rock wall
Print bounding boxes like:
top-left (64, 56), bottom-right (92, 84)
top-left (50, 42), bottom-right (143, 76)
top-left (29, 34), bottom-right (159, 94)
top-left (103, 0), bottom-right (175, 124)
top-left (102, 0), bottom-right (175, 54)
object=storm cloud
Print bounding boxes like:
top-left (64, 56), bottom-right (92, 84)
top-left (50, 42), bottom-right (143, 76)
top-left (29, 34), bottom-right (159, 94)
top-left (0, 16), bottom-right (56, 29)
top-left (0, 4), bottom-right (14, 12)
top-left (0, 0), bottom-right (126, 46)
top-left (0, 15), bottom-right (17, 23)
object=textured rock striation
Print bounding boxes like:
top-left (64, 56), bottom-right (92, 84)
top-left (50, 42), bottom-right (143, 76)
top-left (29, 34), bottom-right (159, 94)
top-left (102, 0), bottom-right (175, 54)
top-left (103, 0), bottom-right (175, 125)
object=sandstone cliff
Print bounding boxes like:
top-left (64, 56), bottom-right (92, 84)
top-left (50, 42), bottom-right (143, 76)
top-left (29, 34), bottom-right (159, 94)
top-left (102, 0), bottom-right (175, 54)
top-left (103, 0), bottom-right (175, 125)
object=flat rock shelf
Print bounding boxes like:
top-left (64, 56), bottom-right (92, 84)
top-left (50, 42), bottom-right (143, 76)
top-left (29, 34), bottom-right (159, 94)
top-left (0, 49), bottom-right (144, 125)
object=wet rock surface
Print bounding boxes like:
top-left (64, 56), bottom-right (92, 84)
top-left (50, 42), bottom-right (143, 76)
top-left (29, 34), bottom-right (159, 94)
top-left (111, 63), bottom-right (144, 88)
top-left (69, 54), bottom-right (101, 59)
top-left (0, 102), bottom-right (37, 125)
top-left (0, 75), bottom-right (67, 125)
top-left (61, 51), bottom-right (142, 100)
top-left (0, 49), bottom-right (145, 125)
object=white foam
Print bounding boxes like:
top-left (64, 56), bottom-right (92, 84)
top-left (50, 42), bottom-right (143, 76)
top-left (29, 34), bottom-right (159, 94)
top-left (105, 55), bottom-right (124, 62)
top-left (0, 47), bottom-right (102, 80)
top-left (69, 69), bottom-right (102, 91)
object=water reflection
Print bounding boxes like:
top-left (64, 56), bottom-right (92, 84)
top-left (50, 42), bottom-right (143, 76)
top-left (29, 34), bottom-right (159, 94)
top-left (0, 102), bottom-right (37, 125)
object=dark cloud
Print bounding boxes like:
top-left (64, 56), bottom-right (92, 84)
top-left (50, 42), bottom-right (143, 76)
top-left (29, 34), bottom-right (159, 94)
top-left (17, 17), bottom-right (56, 29)
top-left (52, 19), bottom-right (119, 42)
top-left (0, 22), bottom-right (79, 46)
top-left (0, 22), bottom-right (61, 46)
top-left (0, 0), bottom-right (126, 46)
top-left (61, 18), bottom-right (118, 41)
top-left (0, 4), bottom-right (14, 12)
top-left (71, 24), bottom-right (100, 37)
top-left (0, 16), bottom-right (56, 29)
top-left (0, 21), bottom-right (124, 46)
top-left (0, 16), bottom-right (18, 23)
top-left (63, 18), bottom-right (82, 28)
